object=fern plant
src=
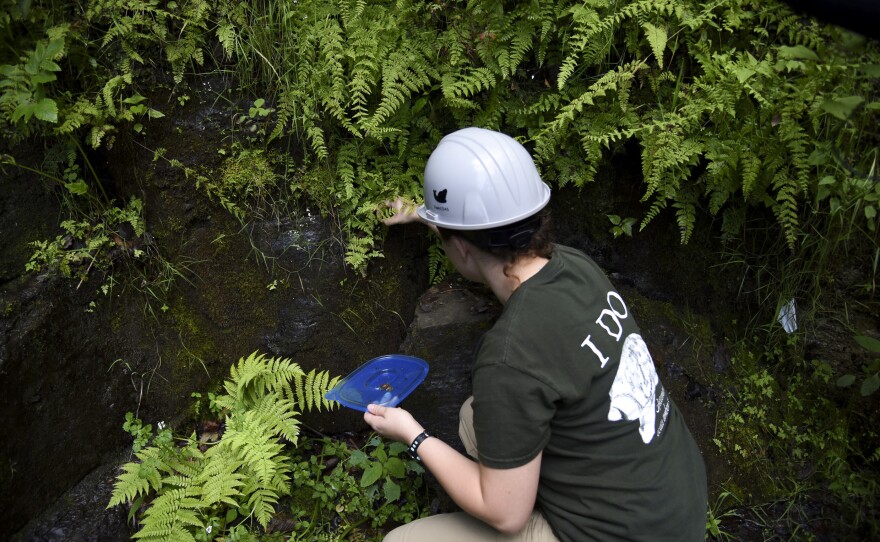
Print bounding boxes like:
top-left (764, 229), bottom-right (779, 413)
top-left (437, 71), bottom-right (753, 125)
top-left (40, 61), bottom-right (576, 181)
top-left (108, 352), bottom-right (340, 541)
top-left (6, 0), bottom-right (877, 280)
top-left (227, 0), bottom-right (878, 277)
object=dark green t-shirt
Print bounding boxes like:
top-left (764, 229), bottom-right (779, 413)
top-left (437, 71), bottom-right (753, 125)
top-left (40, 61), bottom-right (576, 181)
top-left (472, 245), bottom-right (707, 541)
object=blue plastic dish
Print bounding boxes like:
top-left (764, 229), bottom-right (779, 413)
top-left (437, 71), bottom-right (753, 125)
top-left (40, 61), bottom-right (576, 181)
top-left (325, 354), bottom-right (429, 412)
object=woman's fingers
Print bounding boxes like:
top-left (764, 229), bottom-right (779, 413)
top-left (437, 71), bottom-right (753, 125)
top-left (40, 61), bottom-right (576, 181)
top-left (381, 197), bottom-right (419, 226)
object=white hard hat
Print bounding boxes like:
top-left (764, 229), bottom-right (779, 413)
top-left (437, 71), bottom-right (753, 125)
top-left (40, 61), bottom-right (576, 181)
top-left (416, 127), bottom-right (551, 231)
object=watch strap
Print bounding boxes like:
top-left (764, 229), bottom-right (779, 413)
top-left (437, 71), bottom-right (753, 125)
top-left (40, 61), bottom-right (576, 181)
top-left (407, 431), bottom-right (431, 462)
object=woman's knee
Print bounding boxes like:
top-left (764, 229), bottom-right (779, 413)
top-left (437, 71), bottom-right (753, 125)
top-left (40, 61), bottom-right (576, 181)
top-left (458, 396), bottom-right (478, 459)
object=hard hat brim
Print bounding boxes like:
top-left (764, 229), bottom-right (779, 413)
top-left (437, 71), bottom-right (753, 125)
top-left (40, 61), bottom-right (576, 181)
top-left (416, 182), bottom-right (551, 231)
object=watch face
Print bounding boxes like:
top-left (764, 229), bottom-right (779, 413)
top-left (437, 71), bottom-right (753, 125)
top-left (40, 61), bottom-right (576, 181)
top-left (325, 354), bottom-right (429, 412)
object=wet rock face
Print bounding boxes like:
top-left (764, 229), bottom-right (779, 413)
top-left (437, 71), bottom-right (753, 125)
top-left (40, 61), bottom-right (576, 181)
top-left (397, 279), bottom-right (501, 448)
top-left (2, 120), bottom-right (729, 542)
top-left (1, 91), bottom-right (428, 539)
top-left (0, 273), bottom-right (134, 538)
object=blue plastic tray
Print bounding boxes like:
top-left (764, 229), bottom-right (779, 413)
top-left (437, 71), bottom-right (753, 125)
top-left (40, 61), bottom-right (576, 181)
top-left (325, 354), bottom-right (429, 412)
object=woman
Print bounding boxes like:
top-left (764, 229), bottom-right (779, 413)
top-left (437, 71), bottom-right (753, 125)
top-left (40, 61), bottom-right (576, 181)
top-left (364, 127), bottom-right (707, 541)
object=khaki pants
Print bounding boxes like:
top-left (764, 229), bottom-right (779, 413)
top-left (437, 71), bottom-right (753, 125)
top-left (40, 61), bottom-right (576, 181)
top-left (384, 397), bottom-right (560, 542)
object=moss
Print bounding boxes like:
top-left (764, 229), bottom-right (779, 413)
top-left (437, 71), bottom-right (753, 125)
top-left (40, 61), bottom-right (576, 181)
top-left (220, 149), bottom-right (276, 197)
top-left (625, 289), bottom-right (718, 381)
top-left (109, 308), bottom-right (124, 334)
top-left (154, 294), bottom-right (220, 404)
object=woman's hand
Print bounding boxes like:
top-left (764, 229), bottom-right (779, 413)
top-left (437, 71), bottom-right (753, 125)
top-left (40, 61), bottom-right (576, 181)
top-left (380, 197), bottom-right (421, 226)
top-left (363, 404), bottom-right (424, 444)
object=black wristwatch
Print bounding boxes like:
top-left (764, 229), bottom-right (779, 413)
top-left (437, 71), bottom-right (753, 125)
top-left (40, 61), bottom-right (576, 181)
top-left (407, 431), bottom-right (432, 462)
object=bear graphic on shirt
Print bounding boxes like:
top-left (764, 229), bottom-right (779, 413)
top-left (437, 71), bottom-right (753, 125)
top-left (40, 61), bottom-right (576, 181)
top-left (607, 333), bottom-right (668, 444)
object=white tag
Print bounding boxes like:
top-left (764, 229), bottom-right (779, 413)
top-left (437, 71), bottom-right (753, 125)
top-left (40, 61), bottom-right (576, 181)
top-left (777, 299), bottom-right (797, 334)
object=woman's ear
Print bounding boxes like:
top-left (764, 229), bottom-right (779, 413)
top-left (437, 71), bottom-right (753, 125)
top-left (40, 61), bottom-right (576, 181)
top-left (449, 235), bottom-right (471, 261)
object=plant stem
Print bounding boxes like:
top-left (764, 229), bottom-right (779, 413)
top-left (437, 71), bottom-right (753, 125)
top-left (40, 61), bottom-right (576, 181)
top-left (69, 134), bottom-right (110, 203)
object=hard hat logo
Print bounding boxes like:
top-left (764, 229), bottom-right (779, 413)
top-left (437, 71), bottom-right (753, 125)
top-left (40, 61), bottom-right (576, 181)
top-left (417, 127), bottom-right (551, 231)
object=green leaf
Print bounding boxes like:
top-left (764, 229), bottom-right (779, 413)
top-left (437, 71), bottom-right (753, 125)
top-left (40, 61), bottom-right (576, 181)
top-left (30, 73), bottom-right (56, 84)
top-left (860, 64), bottom-right (880, 77)
top-left (33, 98), bottom-right (58, 122)
top-left (733, 66), bottom-right (755, 84)
top-left (348, 450), bottom-right (368, 467)
top-left (384, 457), bottom-right (406, 478)
top-left (12, 101), bottom-right (35, 122)
top-left (40, 60), bottom-right (61, 72)
top-left (147, 108), bottom-right (165, 118)
top-left (123, 94), bottom-right (147, 105)
top-left (866, 206), bottom-right (877, 220)
top-left (360, 462), bottom-right (382, 487)
top-left (388, 441), bottom-right (408, 456)
top-left (807, 148), bottom-right (829, 166)
top-left (65, 180), bottom-right (89, 195)
top-left (855, 335), bottom-right (880, 353)
top-left (861, 374), bottom-right (880, 396)
top-left (44, 38), bottom-right (64, 59)
top-left (778, 45), bottom-right (818, 61)
top-left (642, 23), bottom-right (666, 67)
top-left (127, 494), bottom-right (145, 523)
top-left (820, 96), bottom-right (864, 120)
top-left (411, 97), bottom-right (428, 115)
top-left (383, 479), bottom-right (400, 502)
top-left (836, 374), bottom-right (856, 388)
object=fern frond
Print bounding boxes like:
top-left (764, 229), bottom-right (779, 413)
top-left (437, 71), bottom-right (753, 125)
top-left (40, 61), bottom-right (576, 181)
top-left (557, 3), bottom-right (602, 89)
top-left (247, 487), bottom-right (281, 528)
top-left (741, 152), bottom-right (762, 200)
top-left (673, 190), bottom-right (698, 244)
top-left (216, 23), bottom-right (236, 57)
top-left (641, 198), bottom-right (667, 232)
top-left (198, 448), bottom-right (245, 507)
top-left (224, 410), bottom-right (286, 486)
top-left (771, 169), bottom-right (801, 249)
top-left (252, 392), bottom-right (301, 442)
top-left (219, 352), bottom-right (305, 411)
top-left (298, 366), bottom-right (341, 413)
top-left (108, 457), bottom-right (158, 507)
top-left (131, 486), bottom-right (202, 542)
top-left (441, 68), bottom-right (496, 101)
top-left (427, 241), bottom-right (451, 285)
top-left (642, 22), bottom-right (667, 68)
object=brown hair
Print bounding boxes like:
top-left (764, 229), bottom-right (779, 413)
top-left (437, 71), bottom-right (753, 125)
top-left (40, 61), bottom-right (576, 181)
top-left (438, 211), bottom-right (554, 276)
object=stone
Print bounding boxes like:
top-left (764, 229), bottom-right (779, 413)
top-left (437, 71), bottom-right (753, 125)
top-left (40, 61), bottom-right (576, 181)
top-left (397, 278), bottom-right (501, 449)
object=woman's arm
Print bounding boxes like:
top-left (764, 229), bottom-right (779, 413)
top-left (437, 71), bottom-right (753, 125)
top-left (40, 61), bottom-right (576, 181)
top-left (364, 404), bottom-right (541, 534)
top-left (379, 197), bottom-right (438, 233)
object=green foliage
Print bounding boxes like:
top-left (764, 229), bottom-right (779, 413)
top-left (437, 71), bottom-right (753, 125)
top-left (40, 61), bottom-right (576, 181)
top-left (203, 0), bottom-right (877, 282)
top-left (608, 215), bottom-right (638, 239)
top-left (289, 434), bottom-right (432, 540)
top-left (712, 338), bottom-right (880, 537)
top-left (202, 148), bottom-right (279, 222)
top-left (108, 352), bottom-right (342, 540)
top-left (26, 197), bottom-right (147, 282)
top-left (427, 241), bottom-right (454, 285)
top-left (4, 0), bottom-right (877, 281)
top-left (836, 335), bottom-right (880, 397)
top-left (122, 411), bottom-right (153, 453)
top-left (4, 2), bottom-right (879, 535)
top-left (0, 30), bottom-right (64, 126)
